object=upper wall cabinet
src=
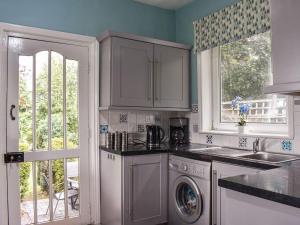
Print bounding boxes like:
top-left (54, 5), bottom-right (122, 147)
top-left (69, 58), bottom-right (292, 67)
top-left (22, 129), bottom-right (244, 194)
top-left (154, 45), bottom-right (189, 108)
top-left (111, 37), bottom-right (154, 107)
top-left (265, 0), bottom-right (300, 94)
top-left (98, 31), bottom-right (191, 111)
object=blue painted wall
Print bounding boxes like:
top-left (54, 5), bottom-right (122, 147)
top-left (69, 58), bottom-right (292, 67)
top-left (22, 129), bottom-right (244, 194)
top-left (0, 0), bottom-right (175, 41)
top-left (175, 0), bottom-right (239, 104)
top-left (0, 0), bottom-right (242, 104)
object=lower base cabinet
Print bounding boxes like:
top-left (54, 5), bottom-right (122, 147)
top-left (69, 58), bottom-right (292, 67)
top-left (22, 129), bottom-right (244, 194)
top-left (212, 162), bottom-right (263, 225)
top-left (220, 189), bottom-right (300, 225)
top-left (101, 151), bottom-right (168, 225)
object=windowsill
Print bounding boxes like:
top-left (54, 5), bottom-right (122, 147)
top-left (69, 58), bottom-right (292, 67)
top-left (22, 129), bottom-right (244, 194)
top-left (200, 130), bottom-right (292, 139)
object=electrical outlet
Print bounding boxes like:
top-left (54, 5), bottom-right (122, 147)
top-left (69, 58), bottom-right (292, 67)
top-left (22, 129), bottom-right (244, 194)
top-left (145, 115), bottom-right (151, 124)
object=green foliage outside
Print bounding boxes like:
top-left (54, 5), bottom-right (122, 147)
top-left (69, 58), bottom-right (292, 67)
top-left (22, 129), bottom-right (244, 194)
top-left (20, 162), bottom-right (31, 199)
top-left (19, 52), bottom-right (79, 200)
top-left (220, 31), bottom-right (271, 102)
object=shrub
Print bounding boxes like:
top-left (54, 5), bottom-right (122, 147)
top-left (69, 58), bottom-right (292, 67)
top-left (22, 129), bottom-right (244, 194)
top-left (20, 162), bottom-right (31, 200)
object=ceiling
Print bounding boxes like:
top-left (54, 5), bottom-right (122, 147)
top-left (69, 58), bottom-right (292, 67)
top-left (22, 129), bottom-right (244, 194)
top-left (133, 0), bottom-right (194, 10)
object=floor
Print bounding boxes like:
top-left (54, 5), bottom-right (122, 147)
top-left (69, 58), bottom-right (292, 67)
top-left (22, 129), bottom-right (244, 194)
top-left (21, 199), bottom-right (79, 225)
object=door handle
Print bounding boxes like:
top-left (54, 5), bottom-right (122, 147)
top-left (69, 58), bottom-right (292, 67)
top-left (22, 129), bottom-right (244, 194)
top-left (10, 104), bottom-right (16, 120)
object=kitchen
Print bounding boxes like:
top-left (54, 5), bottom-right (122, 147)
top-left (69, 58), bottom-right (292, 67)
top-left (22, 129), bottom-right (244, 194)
top-left (0, 0), bottom-right (300, 225)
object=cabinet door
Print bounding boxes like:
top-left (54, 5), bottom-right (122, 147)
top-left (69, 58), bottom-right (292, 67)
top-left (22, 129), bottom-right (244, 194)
top-left (123, 154), bottom-right (168, 225)
top-left (100, 151), bottom-right (122, 225)
top-left (111, 37), bottom-right (154, 107)
top-left (154, 45), bottom-right (189, 108)
top-left (271, 0), bottom-right (300, 85)
top-left (220, 189), bottom-right (300, 225)
top-left (212, 162), bottom-right (262, 225)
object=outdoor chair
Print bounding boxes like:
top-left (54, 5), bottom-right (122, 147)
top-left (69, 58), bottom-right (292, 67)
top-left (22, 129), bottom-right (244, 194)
top-left (42, 175), bottom-right (79, 215)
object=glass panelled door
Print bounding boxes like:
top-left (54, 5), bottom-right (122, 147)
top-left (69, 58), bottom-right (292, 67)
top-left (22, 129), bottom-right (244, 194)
top-left (6, 37), bottom-right (90, 225)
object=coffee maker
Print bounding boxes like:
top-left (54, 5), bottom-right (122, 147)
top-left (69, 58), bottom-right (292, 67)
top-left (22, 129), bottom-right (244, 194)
top-left (169, 117), bottom-right (189, 146)
top-left (146, 125), bottom-right (165, 149)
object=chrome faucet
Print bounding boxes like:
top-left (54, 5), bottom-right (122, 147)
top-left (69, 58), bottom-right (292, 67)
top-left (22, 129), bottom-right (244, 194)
top-left (253, 138), bottom-right (260, 153)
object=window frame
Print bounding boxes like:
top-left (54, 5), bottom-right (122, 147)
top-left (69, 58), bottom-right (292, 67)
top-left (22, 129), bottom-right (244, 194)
top-left (198, 47), bottom-right (294, 138)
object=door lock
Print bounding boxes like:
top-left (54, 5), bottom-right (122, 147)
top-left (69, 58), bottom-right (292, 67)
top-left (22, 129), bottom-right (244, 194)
top-left (4, 152), bottom-right (24, 163)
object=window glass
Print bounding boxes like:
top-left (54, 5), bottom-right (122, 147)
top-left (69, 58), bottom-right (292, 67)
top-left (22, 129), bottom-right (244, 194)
top-left (220, 31), bottom-right (287, 124)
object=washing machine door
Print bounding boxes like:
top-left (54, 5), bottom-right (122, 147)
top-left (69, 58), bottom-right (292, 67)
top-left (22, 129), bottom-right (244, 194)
top-left (173, 175), bottom-right (203, 224)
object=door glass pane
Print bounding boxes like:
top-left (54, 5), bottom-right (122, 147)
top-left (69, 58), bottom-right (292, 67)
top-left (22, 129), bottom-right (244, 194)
top-left (52, 159), bottom-right (65, 219)
top-left (36, 51), bottom-right (49, 150)
top-left (66, 60), bottom-right (79, 149)
top-left (67, 158), bottom-right (80, 217)
top-left (20, 162), bottom-right (34, 225)
top-left (36, 161), bottom-right (50, 223)
top-left (176, 183), bottom-right (198, 216)
top-left (19, 56), bottom-right (33, 152)
top-left (51, 52), bottom-right (64, 150)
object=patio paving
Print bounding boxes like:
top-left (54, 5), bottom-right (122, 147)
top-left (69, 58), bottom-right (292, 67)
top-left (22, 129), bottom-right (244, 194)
top-left (21, 198), bottom-right (79, 225)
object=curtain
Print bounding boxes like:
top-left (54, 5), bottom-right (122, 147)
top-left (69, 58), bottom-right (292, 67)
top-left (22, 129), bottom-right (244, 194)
top-left (193, 0), bottom-right (270, 52)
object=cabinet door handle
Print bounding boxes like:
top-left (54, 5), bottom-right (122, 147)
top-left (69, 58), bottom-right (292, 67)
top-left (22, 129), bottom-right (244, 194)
top-left (148, 61), bottom-right (153, 101)
top-left (212, 170), bottom-right (218, 225)
top-left (129, 166), bottom-right (134, 220)
top-left (154, 61), bottom-right (159, 101)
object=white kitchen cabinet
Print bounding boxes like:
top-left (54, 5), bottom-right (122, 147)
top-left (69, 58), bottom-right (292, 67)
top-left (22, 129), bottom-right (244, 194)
top-left (98, 31), bottom-right (191, 111)
top-left (211, 162), bottom-right (263, 225)
top-left (220, 189), bottom-right (300, 225)
top-left (265, 0), bottom-right (300, 94)
top-left (110, 37), bottom-right (154, 107)
top-left (154, 45), bottom-right (189, 109)
top-left (100, 151), bottom-right (168, 225)
top-left (123, 154), bottom-right (168, 225)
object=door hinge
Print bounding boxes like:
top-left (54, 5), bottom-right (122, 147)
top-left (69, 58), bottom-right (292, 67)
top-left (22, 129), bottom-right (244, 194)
top-left (4, 152), bottom-right (24, 164)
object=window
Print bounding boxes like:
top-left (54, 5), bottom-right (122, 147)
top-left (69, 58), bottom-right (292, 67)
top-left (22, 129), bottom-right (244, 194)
top-left (199, 31), bottom-right (293, 136)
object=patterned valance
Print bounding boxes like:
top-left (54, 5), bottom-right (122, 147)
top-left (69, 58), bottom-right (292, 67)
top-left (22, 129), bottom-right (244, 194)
top-left (193, 0), bottom-right (270, 52)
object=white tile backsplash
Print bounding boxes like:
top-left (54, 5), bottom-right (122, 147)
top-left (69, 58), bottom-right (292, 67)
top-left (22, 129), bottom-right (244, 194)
top-left (181, 101), bottom-right (300, 155)
top-left (99, 110), bottom-right (171, 145)
top-left (99, 101), bottom-right (300, 156)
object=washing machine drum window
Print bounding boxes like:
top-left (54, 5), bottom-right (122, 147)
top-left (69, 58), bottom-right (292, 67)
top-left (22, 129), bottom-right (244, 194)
top-left (174, 176), bottom-right (203, 224)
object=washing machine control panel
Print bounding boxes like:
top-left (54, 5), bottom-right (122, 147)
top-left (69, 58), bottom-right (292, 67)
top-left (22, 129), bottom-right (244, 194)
top-left (169, 157), bottom-right (210, 179)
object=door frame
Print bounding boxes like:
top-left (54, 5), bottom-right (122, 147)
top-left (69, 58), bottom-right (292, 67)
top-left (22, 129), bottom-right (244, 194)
top-left (0, 22), bottom-right (100, 225)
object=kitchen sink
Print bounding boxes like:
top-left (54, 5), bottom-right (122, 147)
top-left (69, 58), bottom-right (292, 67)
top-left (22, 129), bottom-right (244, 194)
top-left (191, 147), bottom-right (252, 157)
top-left (239, 152), bottom-right (299, 163)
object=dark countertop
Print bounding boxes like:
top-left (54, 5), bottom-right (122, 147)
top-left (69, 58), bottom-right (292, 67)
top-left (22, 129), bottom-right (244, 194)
top-left (100, 144), bottom-right (277, 170)
top-left (100, 143), bottom-right (212, 156)
top-left (100, 143), bottom-right (300, 208)
top-left (219, 159), bottom-right (300, 208)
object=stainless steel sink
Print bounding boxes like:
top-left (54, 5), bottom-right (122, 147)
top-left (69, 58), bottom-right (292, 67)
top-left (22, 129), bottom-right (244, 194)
top-left (239, 152), bottom-right (299, 163)
top-left (191, 147), bottom-right (252, 157)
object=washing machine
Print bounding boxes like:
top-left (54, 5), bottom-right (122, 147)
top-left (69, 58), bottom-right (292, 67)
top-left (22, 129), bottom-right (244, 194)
top-left (168, 155), bottom-right (211, 225)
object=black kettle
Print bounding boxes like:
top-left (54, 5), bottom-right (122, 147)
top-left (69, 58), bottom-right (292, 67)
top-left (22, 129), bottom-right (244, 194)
top-left (146, 125), bottom-right (165, 149)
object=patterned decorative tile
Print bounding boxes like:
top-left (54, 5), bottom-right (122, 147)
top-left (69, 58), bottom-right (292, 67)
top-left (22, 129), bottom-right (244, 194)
top-left (206, 135), bottom-right (213, 144)
top-left (239, 137), bottom-right (247, 148)
top-left (137, 124), bottom-right (146, 133)
top-left (282, 140), bottom-right (292, 152)
top-left (119, 113), bottom-right (128, 123)
top-left (100, 125), bottom-right (108, 134)
top-left (192, 104), bottom-right (199, 113)
top-left (193, 124), bottom-right (199, 133)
